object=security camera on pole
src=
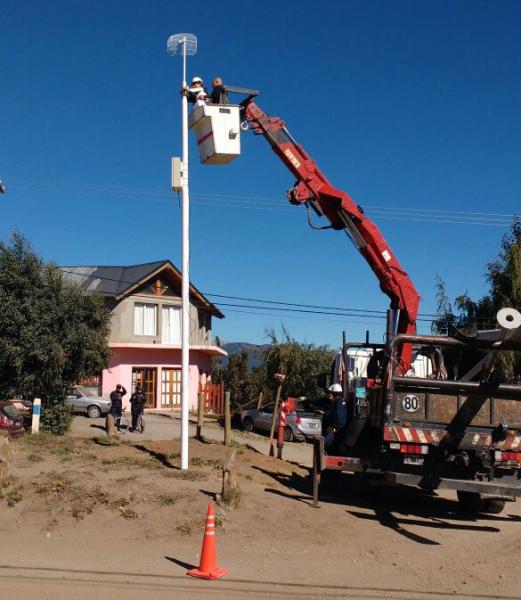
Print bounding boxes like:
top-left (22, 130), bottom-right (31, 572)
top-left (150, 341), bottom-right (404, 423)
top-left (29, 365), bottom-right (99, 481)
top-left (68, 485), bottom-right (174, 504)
top-left (167, 32), bottom-right (197, 470)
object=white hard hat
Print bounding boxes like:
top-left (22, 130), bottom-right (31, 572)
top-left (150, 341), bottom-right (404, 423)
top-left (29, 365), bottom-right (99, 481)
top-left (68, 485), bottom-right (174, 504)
top-left (328, 383), bottom-right (343, 393)
top-left (192, 76), bottom-right (203, 84)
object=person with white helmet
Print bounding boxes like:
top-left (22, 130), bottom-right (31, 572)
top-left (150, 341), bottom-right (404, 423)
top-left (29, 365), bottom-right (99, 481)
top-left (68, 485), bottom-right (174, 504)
top-left (182, 76), bottom-right (208, 107)
top-left (322, 383), bottom-right (347, 448)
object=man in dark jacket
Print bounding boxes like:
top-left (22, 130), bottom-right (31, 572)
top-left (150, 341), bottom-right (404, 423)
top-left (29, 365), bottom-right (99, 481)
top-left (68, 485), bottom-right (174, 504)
top-left (130, 383), bottom-right (146, 431)
top-left (109, 384), bottom-right (127, 432)
top-left (322, 383), bottom-right (347, 449)
top-left (210, 76), bottom-right (228, 105)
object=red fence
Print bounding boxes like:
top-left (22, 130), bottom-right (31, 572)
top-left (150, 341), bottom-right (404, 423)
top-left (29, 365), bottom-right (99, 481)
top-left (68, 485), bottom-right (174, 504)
top-left (201, 382), bottom-right (225, 415)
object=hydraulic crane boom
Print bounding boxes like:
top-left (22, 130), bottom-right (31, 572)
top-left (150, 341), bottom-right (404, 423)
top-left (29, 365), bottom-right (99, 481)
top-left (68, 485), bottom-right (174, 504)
top-left (241, 98), bottom-right (421, 374)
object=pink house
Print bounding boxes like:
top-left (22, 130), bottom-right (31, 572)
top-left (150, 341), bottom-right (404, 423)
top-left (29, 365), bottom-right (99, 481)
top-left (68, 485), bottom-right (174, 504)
top-left (62, 260), bottom-right (226, 410)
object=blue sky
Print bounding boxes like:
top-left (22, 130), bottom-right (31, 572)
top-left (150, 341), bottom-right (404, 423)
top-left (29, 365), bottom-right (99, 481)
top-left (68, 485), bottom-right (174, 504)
top-left (1, 0), bottom-right (520, 347)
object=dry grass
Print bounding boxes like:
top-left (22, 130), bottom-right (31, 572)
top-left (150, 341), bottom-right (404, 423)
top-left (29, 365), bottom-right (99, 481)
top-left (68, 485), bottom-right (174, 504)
top-left (176, 514), bottom-right (223, 536)
top-left (101, 456), bottom-right (159, 469)
top-left (33, 472), bottom-right (138, 521)
top-left (176, 520), bottom-right (195, 536)
top-left (156, 493), bottom-right (181, 506)
top-left (0, 475), bottom-right (23, 508)
top-left (91, 436), bottom-right (121, 447)
top-left (8, 434), bottom-right (264, 533)
top-left (167, 470), bottom-right (207, 481)
top-left (190, 456), bottom-right (222, 469)
top-left (220, 485), bottom-right (242, 510)
top-left (26, 453), bottom-right (43, 463)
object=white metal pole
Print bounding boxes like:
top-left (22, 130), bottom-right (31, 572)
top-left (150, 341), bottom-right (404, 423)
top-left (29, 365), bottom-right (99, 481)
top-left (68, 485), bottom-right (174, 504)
top-left (180, 39), bottom-right (190, 470)
top-left (31, 397), bottom-right (41, 434)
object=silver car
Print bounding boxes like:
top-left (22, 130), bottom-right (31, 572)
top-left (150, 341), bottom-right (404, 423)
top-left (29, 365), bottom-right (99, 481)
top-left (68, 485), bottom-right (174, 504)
top-left (65, 385), bottom-right (111, 419)
top-left (241, 401), bottom-right (321, 442)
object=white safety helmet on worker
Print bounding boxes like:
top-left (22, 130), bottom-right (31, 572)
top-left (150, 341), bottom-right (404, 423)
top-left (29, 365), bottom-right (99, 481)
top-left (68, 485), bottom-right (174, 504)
top-left (192, 76), bottom-right (203, 84)
top-left (329, 383), bottom-right (343, 393)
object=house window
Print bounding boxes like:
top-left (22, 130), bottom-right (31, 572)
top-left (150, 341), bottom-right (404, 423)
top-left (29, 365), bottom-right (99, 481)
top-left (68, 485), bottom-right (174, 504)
top-left (134, 303), bottom-right (157, 336)
top-left (162, 306), bottom-right (181, 344)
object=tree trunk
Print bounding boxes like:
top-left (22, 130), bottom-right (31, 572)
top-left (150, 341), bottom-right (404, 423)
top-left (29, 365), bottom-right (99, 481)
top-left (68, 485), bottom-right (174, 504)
top-left (106, 413), bottom-right (115, 436)
top-left (222, 448), bottom-right (237, 495)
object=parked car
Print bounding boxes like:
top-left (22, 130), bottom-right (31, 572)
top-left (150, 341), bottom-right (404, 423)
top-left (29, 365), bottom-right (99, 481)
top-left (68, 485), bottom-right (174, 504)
top-left (65, 386), bottom-right (111, 419)
top-left (241, 401), bottom-right (321, 442)
top-left (0, 402), bottom-right (25, 437)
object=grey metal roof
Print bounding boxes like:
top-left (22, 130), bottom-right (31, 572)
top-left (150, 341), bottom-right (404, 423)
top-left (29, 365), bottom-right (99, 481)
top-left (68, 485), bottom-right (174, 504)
top-left (60, 261), bottom-right (166, 297)
top-left (59, 260), bottom-right (224, 318)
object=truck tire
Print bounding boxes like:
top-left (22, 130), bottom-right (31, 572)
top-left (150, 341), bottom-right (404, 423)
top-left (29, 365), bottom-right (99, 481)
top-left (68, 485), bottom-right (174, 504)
top-left (457, 491), bottom-right (484, 513)
top-left (481, 498), bottom-right (506, 514)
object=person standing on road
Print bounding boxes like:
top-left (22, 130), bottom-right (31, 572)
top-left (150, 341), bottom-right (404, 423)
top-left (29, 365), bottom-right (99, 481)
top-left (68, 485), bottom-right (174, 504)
top-left (130, 383), bottom-right (146, 432)
top-left (322, 383), bottom-right (347, 449)
top-left (109, 384), bottom-right (127, 432)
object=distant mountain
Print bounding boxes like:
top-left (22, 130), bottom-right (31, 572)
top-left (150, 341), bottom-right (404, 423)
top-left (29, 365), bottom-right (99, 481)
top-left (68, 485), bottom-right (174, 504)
top-left (218, 342), bottom-right (270, 369)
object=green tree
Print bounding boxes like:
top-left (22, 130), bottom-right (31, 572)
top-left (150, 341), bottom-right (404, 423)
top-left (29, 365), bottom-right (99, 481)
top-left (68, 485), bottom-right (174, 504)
top-left (487, 218), bottom-right (521, 378)
top-left (212, 352), bottom-right (266, 412)
top-left (0, 232), bottom-right (111, 433)
top-left (434, 218), bottom-right (521, 379)
top-left (212, 327), bottom-right (335, 410)
top-left (264, 327), bottom-right (335, 398)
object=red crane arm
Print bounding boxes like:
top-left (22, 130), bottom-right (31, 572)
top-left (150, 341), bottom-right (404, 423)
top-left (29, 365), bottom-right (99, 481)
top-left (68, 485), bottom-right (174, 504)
top-left (242, 99), bottom-right (421, 374)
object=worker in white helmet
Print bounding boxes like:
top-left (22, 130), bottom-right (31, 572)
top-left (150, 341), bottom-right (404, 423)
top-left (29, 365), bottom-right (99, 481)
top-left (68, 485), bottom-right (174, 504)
top-left (182, 76), bottom-right (208, 107)
top-left (322, 383), bottom-right (347, 448)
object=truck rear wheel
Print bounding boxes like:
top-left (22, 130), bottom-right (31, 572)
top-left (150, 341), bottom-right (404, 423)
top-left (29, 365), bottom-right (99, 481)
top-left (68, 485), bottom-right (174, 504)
top-left (481, 498), bottom-right (506, 514)
top-left (457, 491), bottom-right (507, 514)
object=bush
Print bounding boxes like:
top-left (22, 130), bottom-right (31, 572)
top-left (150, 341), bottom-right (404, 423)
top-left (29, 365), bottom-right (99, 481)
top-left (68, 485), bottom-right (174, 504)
top-left (0, 232), bottom-right (111, 432)
top-left (40, 397), bottom-right (73, 436)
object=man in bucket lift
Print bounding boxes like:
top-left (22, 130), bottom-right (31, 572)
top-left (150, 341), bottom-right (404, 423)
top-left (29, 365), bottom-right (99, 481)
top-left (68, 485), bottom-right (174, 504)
top-left (210, 76), bottom-right (228, 104)
top-left (322, 383), bottom-right (347, 450)
top-left (183, 76), bottom-right (208, 107)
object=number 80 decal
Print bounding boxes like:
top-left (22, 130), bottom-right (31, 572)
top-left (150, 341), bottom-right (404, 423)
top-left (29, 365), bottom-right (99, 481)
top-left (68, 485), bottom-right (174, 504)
top-left (402, 394), bottom-right (419, 413)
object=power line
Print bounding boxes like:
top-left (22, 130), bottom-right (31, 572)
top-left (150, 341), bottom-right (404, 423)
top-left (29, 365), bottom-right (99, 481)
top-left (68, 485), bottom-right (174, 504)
top-left (59, 268), bottom-right (497, 326)
top-left (202, 291), bottom-right (445, 319)
top-left (7, 177), bottom-right (517, 227)
top-left (58, 268), bottom-right (412, 318)
top-left (222, 306), bottom-right (434, 332)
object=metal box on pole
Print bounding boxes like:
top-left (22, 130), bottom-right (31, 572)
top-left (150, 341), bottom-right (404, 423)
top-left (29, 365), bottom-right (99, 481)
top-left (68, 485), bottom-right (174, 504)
top-left (171, 156), bottom-right (182, 192)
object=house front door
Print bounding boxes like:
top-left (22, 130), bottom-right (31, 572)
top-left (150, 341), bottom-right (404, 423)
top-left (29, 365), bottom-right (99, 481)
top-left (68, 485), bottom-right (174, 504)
top-left (161, 368), bottom-right (181, 408)
top-left (132, 367), bottom-right (157, 408)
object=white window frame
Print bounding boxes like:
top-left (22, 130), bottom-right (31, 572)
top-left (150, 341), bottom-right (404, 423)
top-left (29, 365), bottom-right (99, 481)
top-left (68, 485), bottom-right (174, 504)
top-left (161, 305), bottom-right (181, 345)
top-left (134, 303), bottom-right (157, 336)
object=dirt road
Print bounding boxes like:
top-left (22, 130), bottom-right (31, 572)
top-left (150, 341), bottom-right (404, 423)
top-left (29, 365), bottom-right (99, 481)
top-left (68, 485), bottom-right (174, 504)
top-left (2, 424), bottom-right (521, 600)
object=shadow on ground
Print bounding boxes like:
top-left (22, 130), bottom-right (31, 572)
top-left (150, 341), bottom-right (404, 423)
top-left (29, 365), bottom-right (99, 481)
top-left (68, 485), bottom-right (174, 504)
top-left (253, 464), bottom-right (521, 545)
top-left (133, 444), bottom-right (178, 469)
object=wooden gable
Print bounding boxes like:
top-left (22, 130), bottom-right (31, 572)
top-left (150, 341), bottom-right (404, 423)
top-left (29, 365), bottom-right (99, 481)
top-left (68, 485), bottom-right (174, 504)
top-left (140, 277), bottom-right (181, 298)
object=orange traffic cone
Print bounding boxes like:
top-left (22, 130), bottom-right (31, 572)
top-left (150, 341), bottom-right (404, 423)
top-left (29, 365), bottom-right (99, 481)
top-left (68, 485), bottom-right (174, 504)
top-left (188, 503), bottom-right (228, 580)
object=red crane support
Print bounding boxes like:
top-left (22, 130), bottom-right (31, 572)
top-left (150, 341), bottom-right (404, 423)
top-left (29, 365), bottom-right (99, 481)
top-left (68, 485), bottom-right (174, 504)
top-left (242, 99), bottom-right (421, 374)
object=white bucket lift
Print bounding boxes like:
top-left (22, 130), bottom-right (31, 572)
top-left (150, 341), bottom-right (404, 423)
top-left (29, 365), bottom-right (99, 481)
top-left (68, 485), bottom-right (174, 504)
top-left (188, 104), bottom-right (241, 165)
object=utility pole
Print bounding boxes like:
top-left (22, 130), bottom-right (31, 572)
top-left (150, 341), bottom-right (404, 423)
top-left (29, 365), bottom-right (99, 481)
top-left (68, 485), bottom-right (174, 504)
top-left (167, 32), bottom-right (197, 470)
